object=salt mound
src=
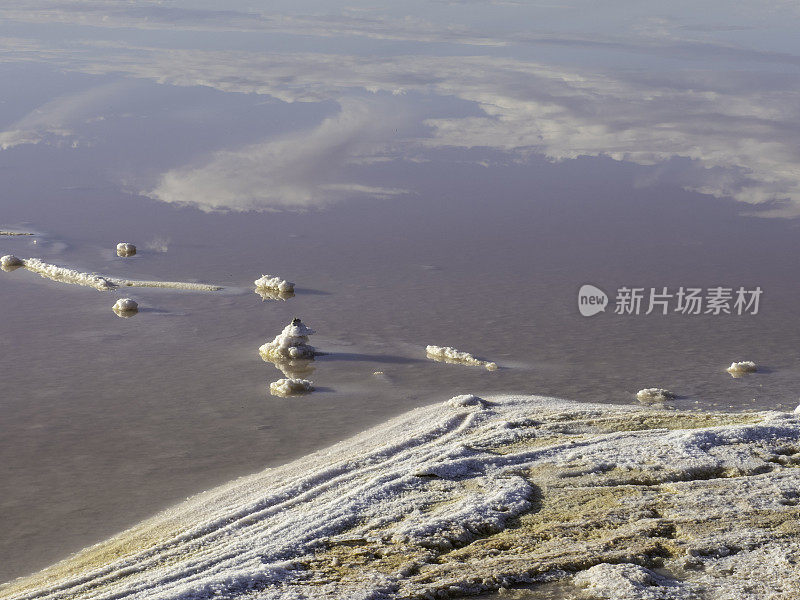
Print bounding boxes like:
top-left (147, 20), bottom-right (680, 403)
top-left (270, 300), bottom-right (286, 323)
top-left (112, 298), bottom-right (138, 317)
top-left (260, 318), bottom-right (317, 362)
top-left (1, 254), bottom-right (23, 270)
top-left (254, 274), bottom-right (294, 293)
top-left (727, 361), bottom-right (758, 377)
top-left (636, 388), bottom-right (676, 404)
top-left (8, 396), bottom-right (800, 600)
top-left (426, 345), bottom-right (498, 371)
top-left (447, 394), bottom-right (488, 408)
top-left (269, 378), bottom-right (314, 397)
top-left (116, 242), bottom-right (136, 257)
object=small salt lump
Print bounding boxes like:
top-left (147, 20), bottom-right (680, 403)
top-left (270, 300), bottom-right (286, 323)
top-left (116, 242), bottom-right (136, 257)
top-left (447, 394), bottom-right (487, 408)
top-left (1, 254), bottom-right (23, 270)
top-left (260, 318), bottom-right (316, 362)
top-left (636, 388), bottom-right (676, 404)
top-left (727, 361), bottom-right (757, 377)
top-left (426, 345), bottom-right (498, 371)
top-left (113, 298), bottom-right (138, 317)
top-left (269, 378), bottom-right (314, 397)
top-left (254, 274), bottom-right (294, 293)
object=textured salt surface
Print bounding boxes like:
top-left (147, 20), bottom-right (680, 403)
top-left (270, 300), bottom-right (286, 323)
top-left (3, 258), bottom-right (223, 292)
top-left (269, 378), bottom-right (314, 397)
top-left (426, 345), bottom-right (498, 371)
top-left (635, 388), bottom-right (676, 405)
top-left (3, 395), bottom-right (799, 600)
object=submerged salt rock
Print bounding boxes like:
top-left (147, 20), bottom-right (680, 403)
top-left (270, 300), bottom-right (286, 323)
top-left (254, 274), bottom-right (294, 293)
top-left (447, 394), bottom-right (487, 408)
top-left (727, 361), bottom-right (758, 377)
top-left (269, 378), bottom-right (314, 397)
top-left (116, 242), bottom-right (136, 257)
top-left (636, 388), bottom-right (676, 404)
top-left (1, 254), bottom-right (23, 270)
top-left (426, 345), bottom-right (497, 371)
top-left (260, 318), bottom-right (316, 362)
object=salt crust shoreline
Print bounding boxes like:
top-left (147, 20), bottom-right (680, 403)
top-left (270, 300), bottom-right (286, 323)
top-left (2, 395), bottom-right (800, 600)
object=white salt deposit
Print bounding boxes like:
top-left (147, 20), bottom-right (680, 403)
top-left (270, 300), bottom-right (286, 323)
top-left (426, 345), bottom-right (498, 371)
top-left (116, 242), bottom-right (137, 257)
top-left (0, 231), bottom-right (33, 236)
top-left (1, 254), bottom-right (23, 269)
top-left (727, 360), bottom-right (758, 377)
top-left (636, 388), bottom-right (676, 404)
top-left (2, 257), bottom-right (223, 291)
top-left (269, 378), bottom-right (314, 397)
top-left (254, 274), bottom-right (294, 293)
top-left (7, 395), bottom-right (800, 600)
top-left (112, 298), bottom-right (138, 316)
top-left (259, 318), bottom-right (317, 362)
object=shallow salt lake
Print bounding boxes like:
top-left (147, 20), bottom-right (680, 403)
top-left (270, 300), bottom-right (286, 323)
top-left (2, 0), bottom-right (800, 588)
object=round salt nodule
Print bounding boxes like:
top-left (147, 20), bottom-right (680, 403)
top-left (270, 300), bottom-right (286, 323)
top-left (113, 298), bottom-right (138, 313)
top-left (116, 242), bottom-right (137, 257)
top-left (1, 254), bottom-right (23, 268)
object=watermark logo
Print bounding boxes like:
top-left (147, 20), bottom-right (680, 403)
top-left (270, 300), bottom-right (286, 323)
top-left (578, 285), bottom-right (762, 316)
top-left (578, 284), bottom-right (608, 317)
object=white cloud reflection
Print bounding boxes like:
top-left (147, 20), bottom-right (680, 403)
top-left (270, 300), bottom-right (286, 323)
top-left (147, 99), bottom-right (408, 212)
top-left (1, 3), bottom-right (800, 214)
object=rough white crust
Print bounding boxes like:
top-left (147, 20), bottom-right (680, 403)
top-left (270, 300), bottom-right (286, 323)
top-left (5, 395), bottom-right (800, 600)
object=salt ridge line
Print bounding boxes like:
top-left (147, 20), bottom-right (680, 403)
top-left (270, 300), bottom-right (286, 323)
top-left (3, 396), bottom-right (800, 600)
top-left (5, 257), bottom-right (223, 292)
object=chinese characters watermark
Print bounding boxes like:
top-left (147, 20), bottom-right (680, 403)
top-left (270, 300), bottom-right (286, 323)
top-left (578, 284), bottom-right (762, 317)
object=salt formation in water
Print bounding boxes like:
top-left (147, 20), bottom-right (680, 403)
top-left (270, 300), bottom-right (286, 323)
top-left (269, 378), bottom-right (314, 397)
top-left (7, 395), bottom-right (800, 600)
top-left (727, 360), bottom-right (758, 377)
top-left (2, 257), bottom-right (223, 291)
top-left (0, 231), bottom-right (33, 236)
top-left (255, 287), bottom-right (295, 302)
top-left (636, 388), bottom-right (676, 404)
top-left (112, 298), bottom-right (138, 317)
top-left (426, 344), bottom-right (498, 370)
top-left (260, 318), bottom-right (317, 362)
top-left (1, 254), bottom-right (23, 270)
top-left (254, 274), bottom-right (294, 293)
top-left (116, 242), bottom-right (136, 257)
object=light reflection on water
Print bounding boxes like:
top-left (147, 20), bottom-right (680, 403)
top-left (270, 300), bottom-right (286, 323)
top-left (2, 0), bottom-right (800, 588)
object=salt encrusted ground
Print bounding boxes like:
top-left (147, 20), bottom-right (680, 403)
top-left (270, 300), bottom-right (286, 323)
top-left (2, 395), bottom-right (799, 600)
